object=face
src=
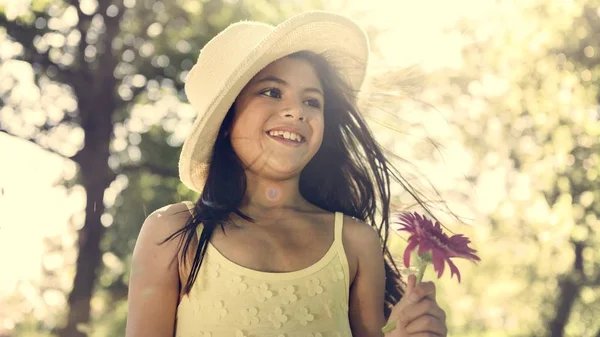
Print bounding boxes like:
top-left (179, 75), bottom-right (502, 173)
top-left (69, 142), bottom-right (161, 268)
top-left (228, 56), bottom-right (325, 181)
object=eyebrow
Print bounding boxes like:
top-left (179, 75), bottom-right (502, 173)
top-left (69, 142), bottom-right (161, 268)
top-left (254, 75), bottom-right (324, 97)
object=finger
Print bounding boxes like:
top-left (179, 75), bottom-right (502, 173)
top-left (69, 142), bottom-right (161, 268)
top-left (406, 273), bottom-right (416, 294)
top-left (405, 333), bottom-right (445, 337)
top-left (405, 314), bottom-right (447, 336)
top-left (388, 274), bottom-right (438, 324)
top-left (408, 281), bottom-right (436, 304)
top-left (388, 274), bottom-right (418, 318)
top-left (429, 282), bottom-right (437, 300)
top-left (398, 298), bottom-right (445, 326)
top-left (426, 281), bottom-right (436, 300)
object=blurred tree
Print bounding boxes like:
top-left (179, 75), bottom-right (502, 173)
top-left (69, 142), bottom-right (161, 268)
top-left (0, 0), bottom-right (324, 336)
top-left (7, 0), bottom-right (599, 336)
top-left (340, 1), bottom-right (599, 337)
top-left (413, 1), bottom-right (600, 336)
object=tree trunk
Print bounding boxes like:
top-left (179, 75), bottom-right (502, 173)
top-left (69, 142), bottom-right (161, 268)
top-left (547, 242), bottom-right (584, 337)
top-left (59, 101), bottom-right (115, 337)
top-left (60, 185), bottom-right (107, 337)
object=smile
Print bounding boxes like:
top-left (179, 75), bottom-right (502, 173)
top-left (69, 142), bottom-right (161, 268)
top-left (266, 129), bottom-right (306, 146)
top-left (267, 130), bottom-right (305, 143)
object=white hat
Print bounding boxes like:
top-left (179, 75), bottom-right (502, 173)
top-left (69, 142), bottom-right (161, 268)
top-left (179, 10), bottom-right (369, 193)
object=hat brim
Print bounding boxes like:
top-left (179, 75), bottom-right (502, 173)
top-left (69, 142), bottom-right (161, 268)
top-left (179, 11), bottom-right (369, 193)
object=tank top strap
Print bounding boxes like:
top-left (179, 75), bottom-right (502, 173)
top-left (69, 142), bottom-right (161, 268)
top-left (333, 212), bottom-right (351, 300)
top-left (334, 211), bottom-right (344, 243)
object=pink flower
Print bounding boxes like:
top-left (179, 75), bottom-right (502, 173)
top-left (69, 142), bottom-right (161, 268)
top-left (396, 212), bottom-right (480, 282)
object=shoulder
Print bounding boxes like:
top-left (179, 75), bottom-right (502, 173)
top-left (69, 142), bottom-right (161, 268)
top-left (134, 201), bottom-right (195, 264)
top-left (341, 214), bottom-right (383, 282)
top-left (148, 201), bottom-right (195, 222)
top-left (131, 201), bottom-right (196, 285)
top-left (127, 202), bottom-right (195, 336)
top-left (342, 214), bottom-right (382, 250)
top-left (141, 201), bottom-right (194, 235)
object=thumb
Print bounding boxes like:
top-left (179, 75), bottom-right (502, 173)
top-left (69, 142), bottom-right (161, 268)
top-left (406, 273), bottom-right (416, 296)
top-left (395, 274), bottom-right (417, 310)
top-left (386, 273), bottom-right (418, 329)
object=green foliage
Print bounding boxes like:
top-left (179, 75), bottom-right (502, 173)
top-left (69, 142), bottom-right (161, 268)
top-left (1, 0), bottom-right (325, 335)
top-left (2, 0), bottom-right (599, 336)
top-left (398, 1), bottom-right (600, 336)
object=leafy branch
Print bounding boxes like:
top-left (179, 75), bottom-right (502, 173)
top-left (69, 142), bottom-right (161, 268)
top-left (117, 163), bottom-right (178, 178)
top-left (0, 127), bottom-right (80, 162)
top-left (0, 11), bottom-right (62, 76)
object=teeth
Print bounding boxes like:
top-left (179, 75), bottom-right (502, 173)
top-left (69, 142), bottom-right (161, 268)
top-left (268, 130), bottom-right (303, 142)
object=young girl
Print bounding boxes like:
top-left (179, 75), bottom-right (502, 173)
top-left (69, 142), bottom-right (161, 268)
top-left (126, 11), bottom-right (447, 337)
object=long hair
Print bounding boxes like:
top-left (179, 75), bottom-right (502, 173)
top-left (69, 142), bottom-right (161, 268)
top-left (166, 51), bottom-right (423, 317)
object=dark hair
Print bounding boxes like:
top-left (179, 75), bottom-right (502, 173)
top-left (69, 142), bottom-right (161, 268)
top-left (166, 51), bottom-right (428, 318)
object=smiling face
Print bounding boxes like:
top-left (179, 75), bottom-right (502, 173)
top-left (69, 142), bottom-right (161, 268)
top-left (228, 56), bottom-right (325, 181)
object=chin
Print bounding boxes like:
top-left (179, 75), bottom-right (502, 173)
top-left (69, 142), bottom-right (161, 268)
top-left (236, 143), bottom-right (318, 180)
top-left (263, 167), bottom-right (305, 181)
top-left (247, 162), bottom-right (305, 182)
top-left (270, 156), bottom-right (314, 173)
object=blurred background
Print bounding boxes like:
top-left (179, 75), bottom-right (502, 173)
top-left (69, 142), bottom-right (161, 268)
top-left (0, 0), bottom-right (599, 336)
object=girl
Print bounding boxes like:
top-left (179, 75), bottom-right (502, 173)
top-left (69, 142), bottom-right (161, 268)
top-left (126, 11), bottom-right (447, 337)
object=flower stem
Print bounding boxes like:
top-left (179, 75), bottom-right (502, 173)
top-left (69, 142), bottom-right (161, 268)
top-left (381, 321), bottom-right (396, 334)
top-left (416, 262), bottom-right (427, 283)
top-left (382, 257), bottom-right (429, 334)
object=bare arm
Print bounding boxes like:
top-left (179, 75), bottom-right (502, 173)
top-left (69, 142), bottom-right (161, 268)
top-left (345, 219), bottom-right (448, 337)
top-left (346, 218), bottom-right (387, 337)
top-left (125, 203), bottom-right (191, 337)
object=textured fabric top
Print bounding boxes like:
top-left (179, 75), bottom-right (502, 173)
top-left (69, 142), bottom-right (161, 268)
top-left (175, 212), bottom-right (352, 337)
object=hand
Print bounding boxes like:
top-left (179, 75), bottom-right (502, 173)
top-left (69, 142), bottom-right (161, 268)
top-left (384, 274), bottom-right (447, 337)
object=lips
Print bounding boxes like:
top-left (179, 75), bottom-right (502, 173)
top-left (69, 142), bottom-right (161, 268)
top-left (265, 126), bottom-right (307, 145)
top-left (266, 129), bottom-right (305, 143)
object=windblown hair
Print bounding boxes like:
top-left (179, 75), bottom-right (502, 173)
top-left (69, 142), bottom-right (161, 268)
top-left (166, 51), bottom-right (427, 318)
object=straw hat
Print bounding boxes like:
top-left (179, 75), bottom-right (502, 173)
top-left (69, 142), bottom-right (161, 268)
top-left (179, 10), bottom-right (369, 193)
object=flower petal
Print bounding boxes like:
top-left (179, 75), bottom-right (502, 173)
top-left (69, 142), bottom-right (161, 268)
top-left (446, 258), bottom-right (462, 283)
top-left (393, 211), bottom-right (480, 282)
top-left (431, 249), bottom-right (446, 278)
top-left (417, 241), bottom-right (431, 256)
top-left (403, 240), bottom-right (419, 268)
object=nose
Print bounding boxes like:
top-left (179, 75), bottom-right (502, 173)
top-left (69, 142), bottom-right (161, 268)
top-left (283, 111), bottom-right (305, 121)
top-left (280, 99), bottom-right (306, 121)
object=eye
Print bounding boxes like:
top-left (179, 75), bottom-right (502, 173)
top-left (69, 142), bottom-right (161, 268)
top-left (305, 99), bottom-right (322, 109)
top-left (260, 88), bottom-right (282, 98)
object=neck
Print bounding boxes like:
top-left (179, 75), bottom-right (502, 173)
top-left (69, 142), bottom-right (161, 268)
top-left (240, 171), bottom-right (308, 217)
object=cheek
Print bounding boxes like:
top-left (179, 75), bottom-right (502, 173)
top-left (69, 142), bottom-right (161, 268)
top-left (310, 117), bottom-right (325, 145)
top-left (228, 106), bottom-right (273, 164)
top-left (230, 105), bottom-right (268, 139)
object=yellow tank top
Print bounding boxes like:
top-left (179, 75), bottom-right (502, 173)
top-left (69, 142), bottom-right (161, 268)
top-left (175, 212), bottom-right (352, 337)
